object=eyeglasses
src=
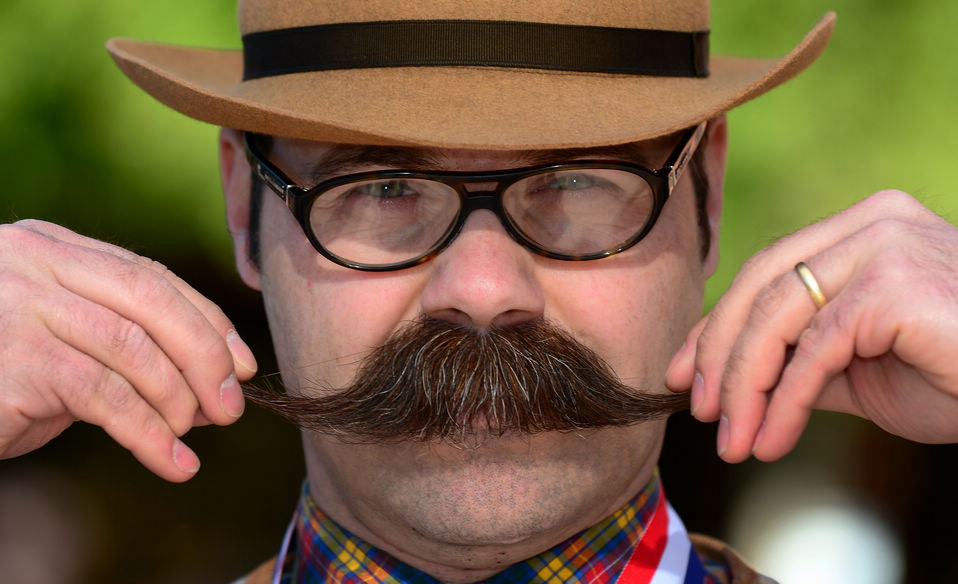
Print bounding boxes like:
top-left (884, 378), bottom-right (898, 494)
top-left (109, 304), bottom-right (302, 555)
top-left (244, 122), bottom-right (706, 272)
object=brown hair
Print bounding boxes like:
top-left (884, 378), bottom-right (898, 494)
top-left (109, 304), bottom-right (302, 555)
top-left (243, 316), bottom-right (688, 445)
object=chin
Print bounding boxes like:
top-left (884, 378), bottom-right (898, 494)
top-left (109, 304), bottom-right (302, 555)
top-left (332, 425), bottom-right (665, 553)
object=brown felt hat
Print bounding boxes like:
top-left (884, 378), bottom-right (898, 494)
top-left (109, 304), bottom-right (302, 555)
top-left (107, 0), bottom-right (835, 150)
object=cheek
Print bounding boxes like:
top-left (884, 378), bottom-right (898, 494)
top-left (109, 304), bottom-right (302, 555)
top-left (543, 189), bottom-right (705, 383)
top-left (257, 200), bottom-right (424, 389)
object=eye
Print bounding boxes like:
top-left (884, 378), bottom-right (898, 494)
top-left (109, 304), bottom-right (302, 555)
top-left (527, 171), bottom-right (617, 196)
top-left (548, 173), bottom-right (600, 191)
top-left (351, 180), bottom-right (417, 199)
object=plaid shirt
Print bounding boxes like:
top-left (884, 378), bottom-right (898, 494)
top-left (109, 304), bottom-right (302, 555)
top-left (281, 473), bottom-right (730, 583)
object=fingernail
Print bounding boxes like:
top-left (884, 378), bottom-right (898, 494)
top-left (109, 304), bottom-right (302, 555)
top-left (717, 414), bottom-right (729, 457)
top-left (220, 373), bottom-right (245, 418)
top-left (227, 329), bottom-right (258, 374)
top-left (173, 439), bottom-right (200, 474)
top-left (690, 372), bottom-right (704, 415)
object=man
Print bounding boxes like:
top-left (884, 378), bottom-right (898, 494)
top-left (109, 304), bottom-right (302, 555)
top-left (1, 0), bottom-right (957, 582)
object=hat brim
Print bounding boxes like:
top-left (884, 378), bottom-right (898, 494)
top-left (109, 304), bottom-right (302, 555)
top-left (107, 12), bottom-right (834, 150)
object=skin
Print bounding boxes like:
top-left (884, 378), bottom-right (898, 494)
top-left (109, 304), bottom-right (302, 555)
top-left (217, 120), bottom-right (728, 581)
top-left (666, 189), bottom-right (958, 462)
top-left (1, 114), bottom-right (957, 580)
top-left (0, 220), bottom-right (257, 482)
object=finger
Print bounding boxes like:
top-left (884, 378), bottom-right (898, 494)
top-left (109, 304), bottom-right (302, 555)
top-left (665, 316), bottom-right (712, 422)
top-left (192, 411), bottom-right (215, 427)
top-left (24, 233), bottom-right (245, 426)
top-left (753, 227), bottom-right (958, 453)
top-left (665, 316), bottom-right (707, 392)
top-left (743, 255), bottom-right (874, 461)
top-left (691, 191), bottom-right (936, 426)
top-left (713, 259), bottom-right (839, 461)
top-left (39, 337), bottom-right (201, 482)
top-left (37, 285), bottom-right (201, 436)
top-left (750, 325), bottom-right (855, 461)
top-left (715, 219), bottom-right (925, 461)
top-left (15, 220), bottom-right (258, 380)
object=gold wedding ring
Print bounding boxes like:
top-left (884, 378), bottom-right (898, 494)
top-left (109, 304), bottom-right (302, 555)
top-left (794, 261), bottom-right (827, 309)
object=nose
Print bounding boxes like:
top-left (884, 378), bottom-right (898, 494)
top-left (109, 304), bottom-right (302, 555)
top-left (419, 209), bottom-right (545, 330)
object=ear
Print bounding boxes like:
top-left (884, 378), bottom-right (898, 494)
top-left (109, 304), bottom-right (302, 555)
top-left (701, 115), bottom-right (728, 277)
top-left (219, 127), bottom-right (262, 290)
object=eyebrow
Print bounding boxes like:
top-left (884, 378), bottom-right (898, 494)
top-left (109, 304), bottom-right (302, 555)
top-left (304, 141), bottom-right (672, 185)
top-left (306, 145), bottom-right (446, 183)
top-left (522, 143), bottom-right (667, 167)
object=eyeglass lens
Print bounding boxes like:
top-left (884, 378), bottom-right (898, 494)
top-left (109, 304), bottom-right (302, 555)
top-left (308, 168), bottom-right (656, 267)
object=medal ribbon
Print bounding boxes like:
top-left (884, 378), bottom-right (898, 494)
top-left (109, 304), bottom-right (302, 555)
top-left (615, 495), bottom-right (706, 584)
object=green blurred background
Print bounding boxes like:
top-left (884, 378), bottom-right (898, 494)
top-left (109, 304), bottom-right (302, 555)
top-left (0, 1), bottom-right (956, 582)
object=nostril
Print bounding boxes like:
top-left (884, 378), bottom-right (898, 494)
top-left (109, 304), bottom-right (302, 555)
top-left (425, 307), bottom-right (539, 331)
top-left (423, 306), bottom-right (540, 331)
top-left (489, 308), bottom-right (540, 329)
top-left (427, 307), bottom-right (474, 328)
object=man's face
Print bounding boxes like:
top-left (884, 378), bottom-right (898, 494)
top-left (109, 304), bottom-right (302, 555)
top-left (220, 120), bottom-right (726, 577)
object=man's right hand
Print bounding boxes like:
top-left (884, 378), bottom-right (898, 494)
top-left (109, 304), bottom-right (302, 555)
top-left (0, 220), bottom-right (257, 482)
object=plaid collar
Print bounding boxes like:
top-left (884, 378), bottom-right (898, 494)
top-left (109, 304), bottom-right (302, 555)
top-left (282, 472), bottom-right (728, 584)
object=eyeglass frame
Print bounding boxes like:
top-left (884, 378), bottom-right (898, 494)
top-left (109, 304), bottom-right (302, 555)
top-left (244, 121), bottom-right (707, 272)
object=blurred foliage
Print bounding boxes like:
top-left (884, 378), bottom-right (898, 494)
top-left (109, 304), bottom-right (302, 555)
top-left (0, 0), bottom-right (238, 262)
top-left (0, 1), bottom-right (956, 583)
top-left (709, 1), bottom-right (958, 305)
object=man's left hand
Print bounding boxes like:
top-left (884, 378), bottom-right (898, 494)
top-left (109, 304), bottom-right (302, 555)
top-left (666, 190), bottom-right (958, 462)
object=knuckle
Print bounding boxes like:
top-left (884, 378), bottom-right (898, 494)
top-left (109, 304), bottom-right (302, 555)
top-left (97, 319), bottom-right (167, 384)
top-left (0, 222), bottom-right (47, 256)
top-left (93, 368), bottom-right (139, 414)
top-left (736, 247), bottom-right (775, 281)
top-left (103, 318), bottom-right (152, 364)
top-left (102, 398), bottom-right (167, 451)
top-left (42, 345), bottom-right (131, 415)
top-left (721, 345), bottom-right (748, 380)
top-left (792, 324), bottom-right (825, 361)
top-left (91, 320), bottom-right (194, 420)
top-left (135, 415), bottom-right (170, 445)
top-left (6, 219), bottom-right (52, 236)
top-left (693, 311), bottom-right (721, 354)
top-left (788, 330), bottom-right (832, 407)
top-left (859, 216), bottom-right (914, 243)
top-left (41, 347), bottom-right (104, 411)
top-left (858, 189), bottom-right (941, 223)
top-left (750, 279), bottom-right (791, 322)
top-left (0, 271), bottom-right (36, 309)
top-left (0, 305), bottom-right (64, 393)
top-left (120, 260), bottom-right (178, 307)
top-left (0, 270), bottom-right (50, 345)
top-left (203, 301), bottom-right (232, 331)
top-left (178, 319), bottom-right (232, 369)
top-left (11, 218), bottom-right (54, 230)
top-left (853, 232), bottom-right (922, 286)
top-left (867, 188), bottom-right (917, 210)
top-left (142, 257), bottom-right (171, 278)
top-left (150, 364), bottom-right (190, 407)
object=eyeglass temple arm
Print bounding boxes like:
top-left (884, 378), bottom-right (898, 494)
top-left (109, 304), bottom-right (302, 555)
top-left (665, 121), bottom-right (707, 193)
top-left (243, 132), bottom-right (298, 209)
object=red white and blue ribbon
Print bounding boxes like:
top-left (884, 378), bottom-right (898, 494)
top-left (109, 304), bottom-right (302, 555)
top-left (615, 496), bottom-right (706, 584)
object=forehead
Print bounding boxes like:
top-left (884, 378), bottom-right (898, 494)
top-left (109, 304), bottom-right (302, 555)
top-left (268, 132), bottom-right (683, 182)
